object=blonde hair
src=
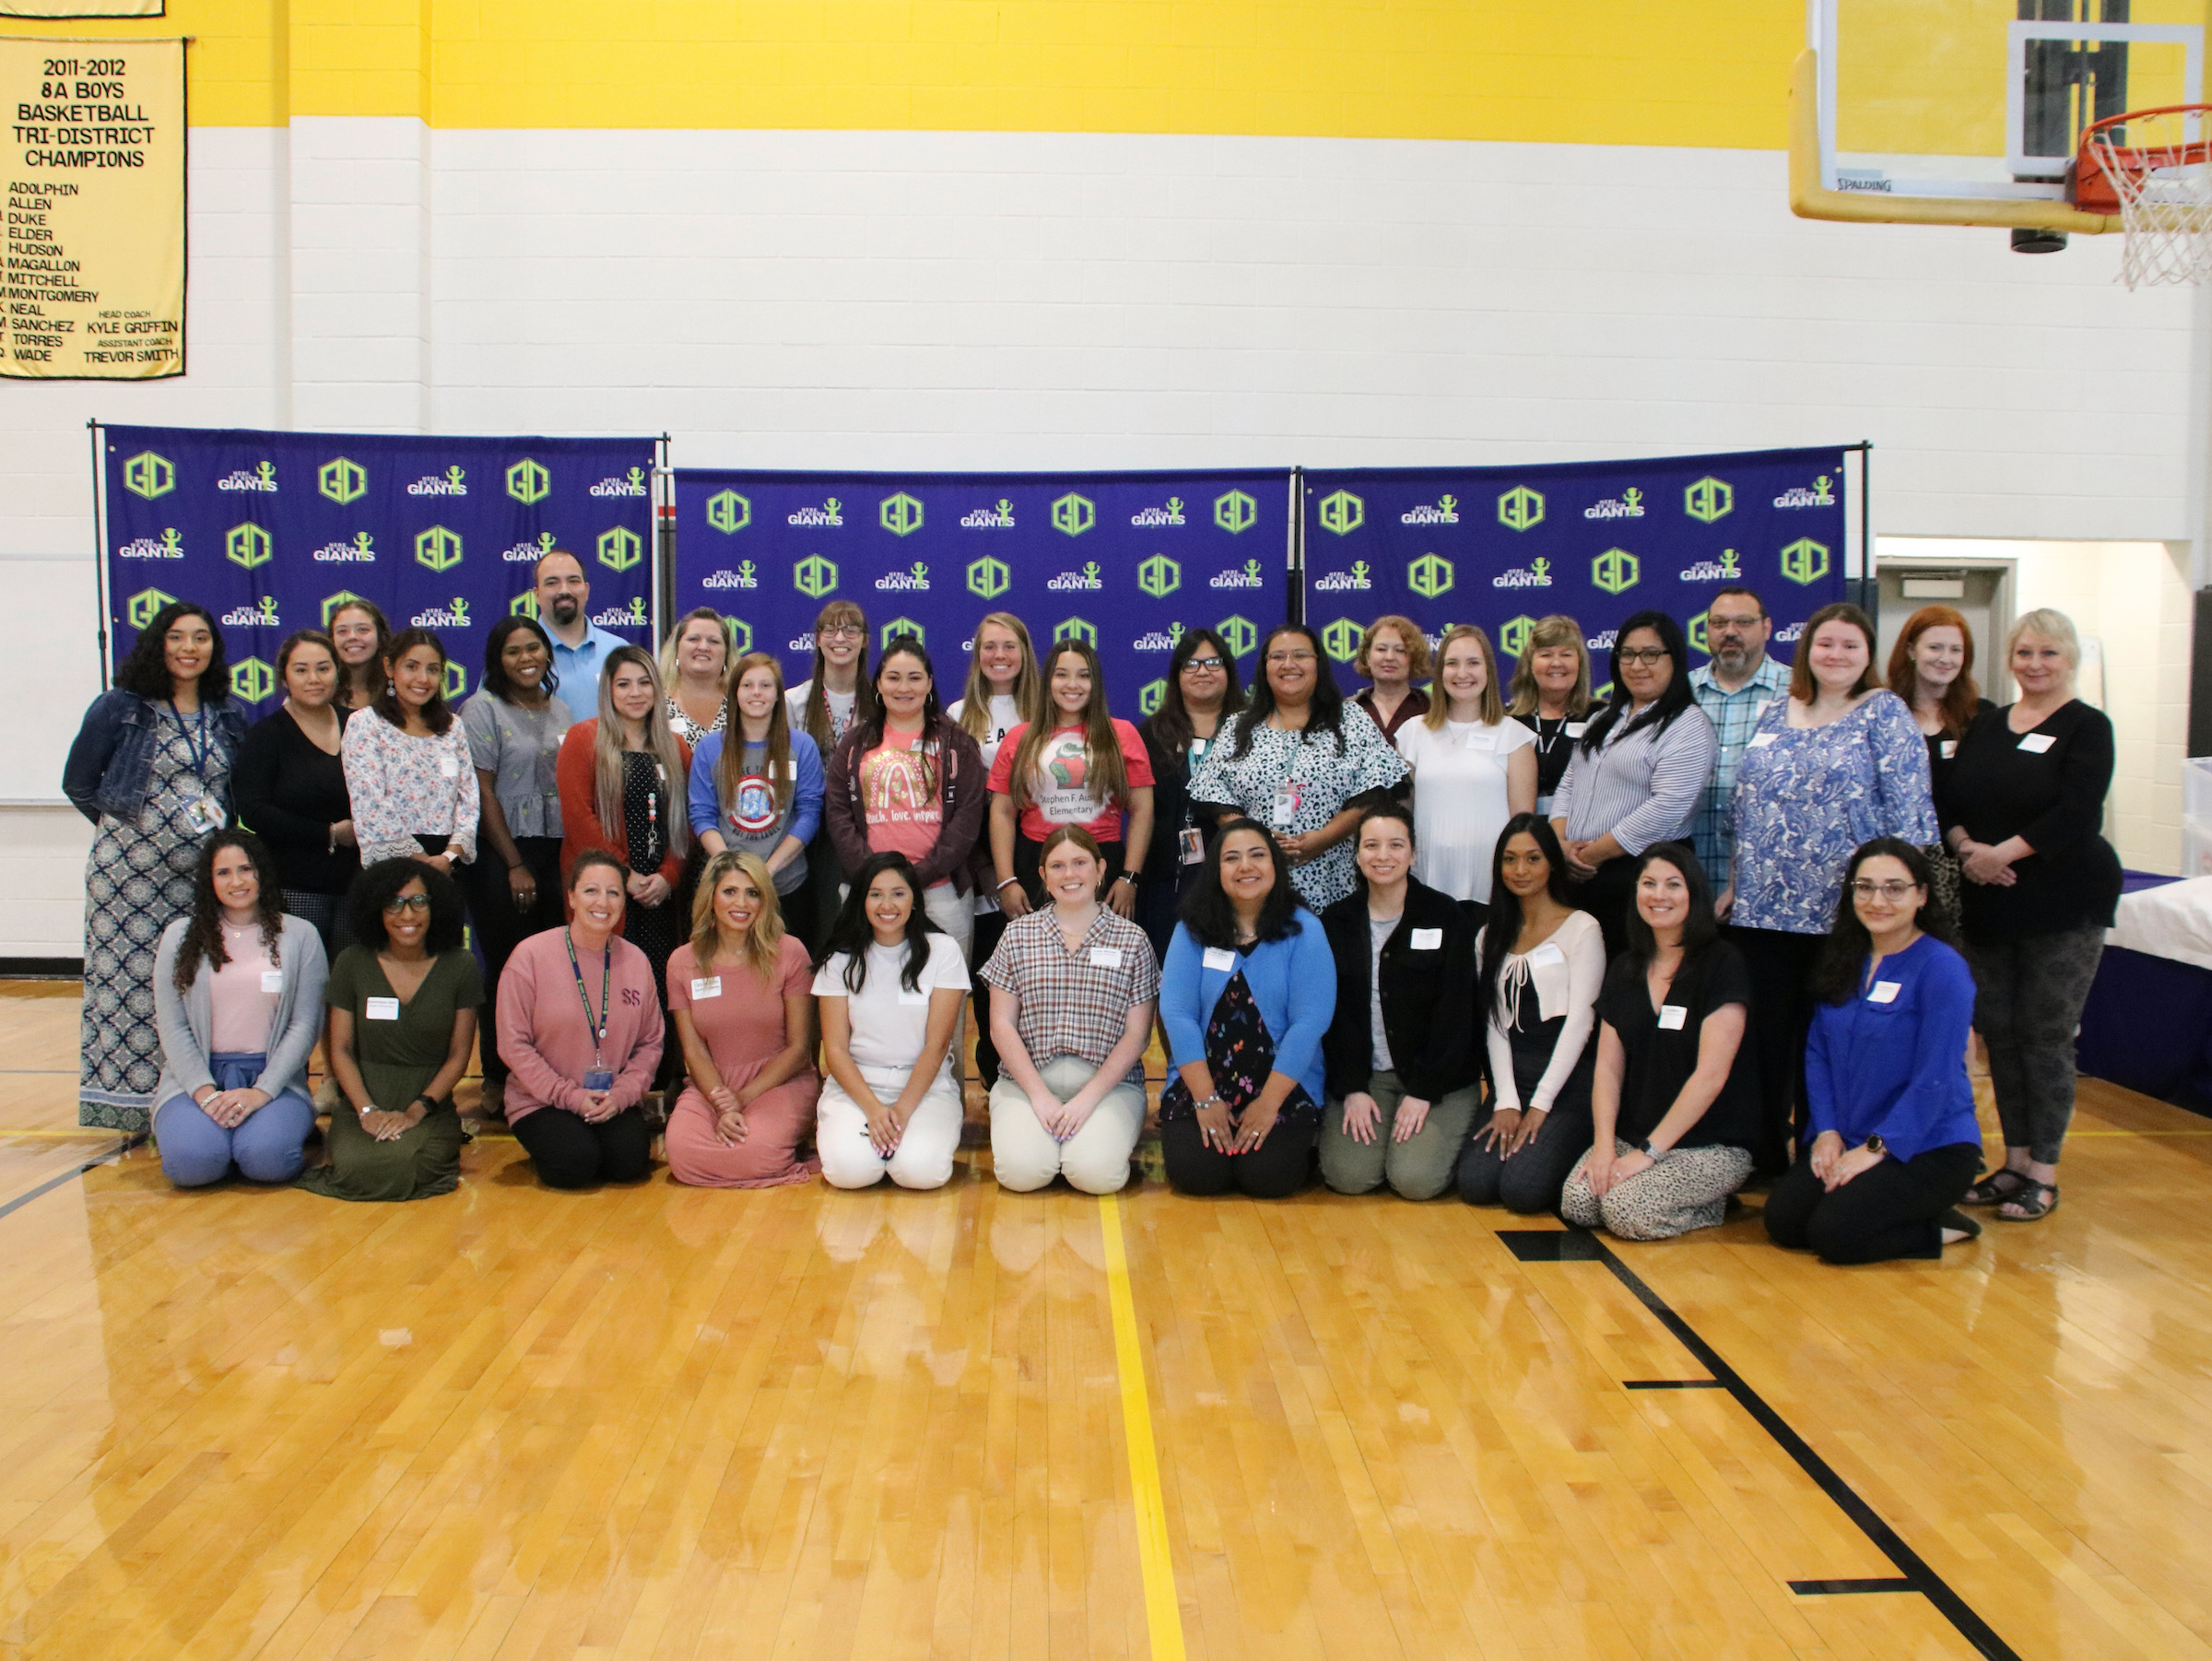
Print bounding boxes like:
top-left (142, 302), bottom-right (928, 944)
top-left (1505, 614), bottom-right (1593, 719)
top-left (689, 849), bottom-right (784, 983)
top-left (717, 653), bottom-right (795, 819)
top-left (656, 607), bottom-right (731, 697)
top-left (1356, 615), bottom-right (1432, 681)
top-left (1422, 624), bottom-right (1506, 728)
top-left (594, 646), bottom-right (692, 863)
top-left (2007, 607), bottom-right (2081, 675)
top-left (958, 612), bottom-right (1044, 740)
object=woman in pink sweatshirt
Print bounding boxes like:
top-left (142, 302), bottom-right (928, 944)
top-left (496, 849), bottom-right (664, 1186)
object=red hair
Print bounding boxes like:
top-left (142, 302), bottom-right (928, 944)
top-left (1885, 605), bottom-right (1981, 740)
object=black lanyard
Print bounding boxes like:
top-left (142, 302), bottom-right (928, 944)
top-left (168, 700), bottom-right (212, 778)
top-left (562, 927), bottom-right (611, 1064)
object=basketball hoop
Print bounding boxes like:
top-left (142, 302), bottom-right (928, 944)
top-left (2073, 104), bottom-right (2212, 289)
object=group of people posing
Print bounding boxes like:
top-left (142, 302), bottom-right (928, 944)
top-left (65, 549), bottom-right (2120, 1259)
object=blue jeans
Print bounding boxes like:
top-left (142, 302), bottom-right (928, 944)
top-left (153, 1052), bottom-right (315, 1187)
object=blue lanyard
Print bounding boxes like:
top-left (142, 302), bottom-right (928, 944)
top-left (562, 927), bottom-right (611, 1063)
top-left (167, 700), bottom-right (211, 778)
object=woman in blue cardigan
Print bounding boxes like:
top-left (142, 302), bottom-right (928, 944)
top-left (1765, 838), bottom-right (1985, 1263)
top-left (1158, 818), bottom-right (1335, 1197)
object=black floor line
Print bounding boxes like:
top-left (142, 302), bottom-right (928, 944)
top-left (0, 1135), bottom-right (141, 1224)
top-left (1622, 1379), bottom-right (1725, 1390)
top-left (1790, 1577), bottom-right (1920, 1596)
top-left (1496, 1228), bottom-right (2020, 1661)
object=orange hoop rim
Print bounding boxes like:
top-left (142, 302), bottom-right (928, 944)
top-left (2078, 102), bottom-right (2212, 172)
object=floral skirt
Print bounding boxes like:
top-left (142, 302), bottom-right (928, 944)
top-left (80, 821), bottom-right (201, 1131)
top-left (1158, 972), bottom-right (1319, 1126)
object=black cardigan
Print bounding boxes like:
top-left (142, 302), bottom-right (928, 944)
top-left (1320, 876), bottom-right (1480, 1102)
top-left (232, 705), bottom-right (360, 896)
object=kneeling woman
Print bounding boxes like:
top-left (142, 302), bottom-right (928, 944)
top-left (665, 850), bottom-right (821, 1187)
top-left (1318, 803), bottom-right (1481, 1200)
top-left (496, 852), bottom-right (664, 1187)
top-left (301, 858), bottom-right (479, 1202)
top-left (980, 826), bottom-right (1159, 1194)
top-left (152, 831), bottom-right (328, 1187)
top-left (812, 852), bottom-right (972, 1189)
top-left (1560, 842), bottom-right (1759, 1240)
top-left (1158, 819), bottom-right (1335, 1198)
top-left (1765, 840), bottom-right (1984, 1263)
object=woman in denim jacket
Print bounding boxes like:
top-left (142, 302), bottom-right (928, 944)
top-left (64, 602), bottom-right (252, 1131)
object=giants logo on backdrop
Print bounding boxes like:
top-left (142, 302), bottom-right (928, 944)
top-left (703, 562), bottom-right (760, 590)
top-left (1311, 560), bottom-right (1372, 594)
top-left (592, 467), bottom-right (649, 498)
top-left (408, 465), bottom-right (468, 496)
top-left (228, 525), bottom-right (272, 570)
top-left (1497, 486), bottom-right (1544, 532)
top-left (1316, 490), bottom-right (1363, 536)
top-left (312, 532), bottom-right (377, 563)
top-left (320, 457), bottom-right (368, 505)
top-left (879, 494), bottom-right (923, 536)
top-left (220, 597), bottom-right (281, 628)
top-left (1679, 548), bottom-right (1744, 583)
top-left (1213, 490), bottom-right (1257, 534)
top-left (1134, 624), bottom-right (1183, 653)
top-left (1586, 630), bottom-right (1619, 651)
top-left (504, 531), bottom-right (558, 565)
top-left (1137, 555), bottom-right (1181, 598)
top-left (876, 562), bottom-right (931, 592)
top-left (122, 452), bottom-right (175, 500)
top-left (1131, 497), bottom-right (1185, 527)
top-left (1491, 557), bottom-right (1554, 589)
top-left (792, 497), bottom-right (845, 527)
top-left (1048, 562), bottom-right (1103, 592)
top-left (1400, 495), bottom-right (1459, 524)
top-left (410, 597), bottom-right (473, 629)
top-left (1774, 621), bottom-right (1806, 643)
top-left (706, 490), bottom-right (750, 533)
top-left (217, 462), bottom-right (278, 493)
top-left (1774, 475), bottom-right (1838, 509)
top-left (118, 528), bottom-right (184, 559)
top-left (1210, 559), bottom-right (1265, 590)
top-left (961, 500), bottom-right (1017, 528)
top-left (1584, 488), bottom-right (1646, 520)
top-left (1684, 476), bottom-right (1733, 524)
top-left (593, 597), bottom-right (649, 629)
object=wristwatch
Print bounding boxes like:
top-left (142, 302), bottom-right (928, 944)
top-left (1861, 1134), bottom-right (1886, 1156)
top-left (1639, 1137), bottom-right (1668, 1161)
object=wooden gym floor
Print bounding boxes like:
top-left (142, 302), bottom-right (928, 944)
top-left (2, 978), bottom-right (2209, 1661)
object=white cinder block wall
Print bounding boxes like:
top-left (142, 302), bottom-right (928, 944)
top-left (0, 119), bottom-right (2198, 952)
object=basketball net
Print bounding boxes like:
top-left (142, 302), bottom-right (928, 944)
top-left (2082, 107), bottom-right (2212, 289)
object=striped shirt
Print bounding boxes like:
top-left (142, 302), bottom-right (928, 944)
top-left (1688, 657), bottom-right (1792, 888)
top-left (1551, 703), bottom-right (1718, 857)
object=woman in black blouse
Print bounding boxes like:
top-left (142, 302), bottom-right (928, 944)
top-left (233, 629), bottom-right (359, 953)
top-left (1135, 627), bottom-right (1243, 967)
top-left (1506, 615), bottom-right (1593, 819)
top-left (1885, 604), bottom-right (1992, 932)
top-left (1936, 608), bottom-right (2120, 1224)
top-left (1559, 842), bottom-right (1758, 1240)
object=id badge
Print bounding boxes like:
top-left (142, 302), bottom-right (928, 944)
top-left (1270, 789), bottom-right (1298, 828)
top-left (1179, 827), bottom-right (1205, 866)
top-left (182, 795), bottom-right (225, 836)
top-left (583, 1067), bottom-right (616, 1092)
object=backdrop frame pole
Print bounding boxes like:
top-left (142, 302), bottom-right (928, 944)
top-left (88, 418), bottom-right (110, 690)
top-left (1287, 467), bottom-right (1304, 625)
top-left (653, 432), bottom-right (675, 642)
top-left (1853, 441), bottom-right (1875, 622)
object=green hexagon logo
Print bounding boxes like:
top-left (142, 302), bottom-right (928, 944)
top-left (230, 656), bottom-right (276, 703)
top-left (880, 618), bottom-right (925, 647)
top-left (318, 457), bottom-right (367, 505)
top-left (1688, 609), bottom-right (1710, 654)
top-left (597, 527), bottom-right (642, 572)
top-left (122, 452), bottom-right (174, 501)
top-left (1137, 553), bottom-right (1181, 598)
top-left (1685, 476), bottom-right (1733, 524)
top-left (1320, 618), bottom-right (1363, 663)
top-left (1317, 489), bottom-right (1364, 536)
top-left (1216, 615), bottom-right (1257, 658)
top-left (226, 523), bottom-right (272, 571)
top-left (416, 525), bottom-right (464, 573)
top-left (794, 556), bottom-right (838, 598)
top-left (1052, 493), bottom-right (1096, 537)
top-left (442, 662), bottom-right (469, 701)
top-left (506, 458), bottom-right (551, 505)
top-left (1213, 489), bottom-right (1257, 534)
top-left (509, 592), bottom-right (540, 619)
top-left (320, 590), bottom-right (367, 627)
top-left (967, 555), bottom-right (1010, 599)
top-left (1054, 617), bottom-right (1098, 646)
top-left (879, 492), bottom-right (925, 537)
top-left (126, 586), bottom-right (177, 630)
top-left (1498, 486), bottom-right (1545, 532)
top-left (1593, 547), bottom-right (1641, 595)
top-left (706, 489), bottom-right (751, 534)
top-left (1137, 677), bottom-right (1168, 717)
top-left (1591, 679), bottom-right (1615, 703)
top-left (1781, 537), bottom-right (1830, 585)
top-left (1408, 553), bottom-right (1454, 599)
top-left (723, 617), bottom-right (754, 655)
top-left (1499, 615), bottom-right (1536, 660)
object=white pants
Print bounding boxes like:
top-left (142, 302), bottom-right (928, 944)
top-left (989, 1054), bottom-right (1147, 1195)
top-left (817, 1063), bottom-right (965, 1190)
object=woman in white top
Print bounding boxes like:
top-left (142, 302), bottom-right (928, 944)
top-left (811, 850), bottom-right (971, 1190)
top-left (1458, 814), bottom-right (1606, 1215)
top-left (1394, 624), bottom-right (1537, 912)
top-left (339, 627), bottom-right (480, 871)
top-left (658, 607), bottom-right (731, 745)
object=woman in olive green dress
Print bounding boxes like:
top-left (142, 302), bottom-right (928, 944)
top-left (300, 857), bottom-right (479, 1200)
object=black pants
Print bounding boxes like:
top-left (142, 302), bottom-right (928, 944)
top-left (465, 835), bottom-right (566, 1087)
top-left (1572, 855), bottom-right (1637, 962)
top-left (1159, 1113), bottom-right (1315, 1198)
top-left (1729, 925), bottom-right (1825, 1177)
top-left (1764, 1141), bottom-right (1981, 1263)
top-left (512, 1105), bottom-right (653, 1189)
top-left (1459, 1042), bottom-right (1595, 1215)
top-left (969, 907), bottom-right (1008, 1090)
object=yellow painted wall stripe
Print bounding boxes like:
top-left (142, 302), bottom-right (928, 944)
top-left (1100, 1191), bottom-right (1187, 1661)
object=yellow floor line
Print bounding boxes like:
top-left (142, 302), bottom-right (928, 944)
top-left (1099, 1191), bottom-right (1187, 1661)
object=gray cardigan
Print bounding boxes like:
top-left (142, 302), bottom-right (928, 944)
top-left (152, 913), bottom-right (329, 1109)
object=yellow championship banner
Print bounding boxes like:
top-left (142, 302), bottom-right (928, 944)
top-left (2, 37), bottom-right (182, 378)
top-left (0, 0), bottom-right (160, 18)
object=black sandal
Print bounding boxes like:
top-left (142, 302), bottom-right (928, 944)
top-left (1994, 1182), bottom-right (2059, 1222)
top-left (1962, 1168), bottom-right (2030, 1206)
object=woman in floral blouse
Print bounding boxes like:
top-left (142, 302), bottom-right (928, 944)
top-left (339, 627), bottom-right (479, 873)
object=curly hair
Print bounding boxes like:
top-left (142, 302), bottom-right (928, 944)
top-left (172, 830), bottom-right (287, 993)
top-left (347, 856), bottom-right (467, 954)
top-left (116, 601), bottom-right (230, 701)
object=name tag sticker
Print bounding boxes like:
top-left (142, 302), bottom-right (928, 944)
top-left (1202, 946), bottom-right (1238, 972)
top-left (1656, 1005), bottom-right (1688, 1031)
top-left (1089, 946), bottom-right (1124, 969)
top-left (2018, 733), bottom-right (2056, 754)
top-left (896, 987), bottom-right (929, 1007)
top-left (365, 996), bottom-right (401, 1021)
top-left (689, 976), bottom-right (722, 999)
top-left (1747, 732), bottom-right (1778, 748)
top-left (260, 970), bottom-right (285, 994)
top-left (1940, 739), bottom-right (1959, 760)
top-left (1565, 722), bottom-right (1587, 738)
top-left (1868, 981), bottom-right (1902, 1004)
top-left (1527, 941), bottom-right (1566, 968)
top-left (1409, 928), bottom-right (1443, 950)
top-left (439, 754), bottom-right (461, 779)
top-left (1462, 731), bottom-right (1497, 752)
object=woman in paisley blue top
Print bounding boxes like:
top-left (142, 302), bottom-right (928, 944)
top-left (1723, 603), bottom-right (1936, 1178)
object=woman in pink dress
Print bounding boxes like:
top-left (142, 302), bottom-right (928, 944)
top-left (665, 848), bottom-right (820, 1186)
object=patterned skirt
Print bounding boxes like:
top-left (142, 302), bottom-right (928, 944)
top-left (1158, 971), bottom-right (1320, 1126)
top-left (79, 821), bottom-right (202, 1131)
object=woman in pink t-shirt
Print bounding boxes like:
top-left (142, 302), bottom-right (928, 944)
top-left (988, 638), bottom-right (1155, 920)
top-left (665, 850), bottom-right (820, 1186)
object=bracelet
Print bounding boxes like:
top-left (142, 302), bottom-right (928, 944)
top-left (995, 877), bottom-right (1021, 892)
top-left (1112, 872), bottom-right (1135, 886)
top-left (413, 1094), bottom-right (438, 1113)
top-left (1195, 1092), bottom-right (1225, 1113)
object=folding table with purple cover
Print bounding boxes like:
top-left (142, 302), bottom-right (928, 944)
top-left (2075, 873), bottom-right (2212, 1116)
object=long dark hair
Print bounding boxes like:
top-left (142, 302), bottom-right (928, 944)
top-left (1579, 610), bottom-right (1696, 755)
top-left (1476, 812), bottom-right (1575, 1021)
top-left (1620, 842), bottom-right (1720, 969)
top-left (1145, 626), bottom-right (1245, 754)
top-left (1230, 622), bottom-right (1348, 760)
top-left (1179, 817), bottom-right (1301, 949)
top-left (1006, 637), bottom-right (1127, 816)
top-left (818, 851), bottom-right (936, 995)
top-left (797, 598), bottom-right (879, 750)
top-left (848, 636), bottom-right (945, 806)
top-left (116, 600), bottom-right (230, 701)
top-left (1811, 838), bottom-right (1959, 1004)
top-left (347, 856), bottom-right (467, 954)
top-left (172, 830), bottom-right (285, 992)
top-left (481, 614), bottom-right (560, 704)
top-left (371, 627), bottom-right (455, 736)
top-left (330, 598), bottom-right (392, 707)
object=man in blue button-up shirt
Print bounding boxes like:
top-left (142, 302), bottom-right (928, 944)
top-left (535, 548), bottom-right (629, 705)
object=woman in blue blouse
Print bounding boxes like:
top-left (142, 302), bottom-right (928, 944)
top-left (1722, 602), bottom-right (1936, 1179)
top-left (1158, 819), bottom-right (1336, 1197)
top-left (1765, 839), bottom-right (1984, 1262)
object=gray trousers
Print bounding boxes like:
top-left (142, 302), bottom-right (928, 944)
top-left (1965, 924), bottom-right (2105, 1165)
top-left (1320, 1070), bottom-right (1481, 1200)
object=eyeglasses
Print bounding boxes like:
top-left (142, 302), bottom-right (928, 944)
top-left (382, 893), bottom-right (431, 913)
top-left (1617, 647), bottom-right (1672, 665)
top-left (1266, 651), bottom-right (1317, 665)
top-left (1850, 880), bottom-right (1920, 901)
top-left (1183, 657), bottom-right (1226, 672)
top-left (818, 625), bottom-right (864, 640)
top-left (1708, 615), bottom-right (1763, 632)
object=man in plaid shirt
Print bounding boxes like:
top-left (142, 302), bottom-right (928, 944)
top-left (1688, 586), bottom-right (1792, 896)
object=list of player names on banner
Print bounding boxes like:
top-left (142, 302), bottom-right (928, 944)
top-left (2, 37), bottom-right (183, 378)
